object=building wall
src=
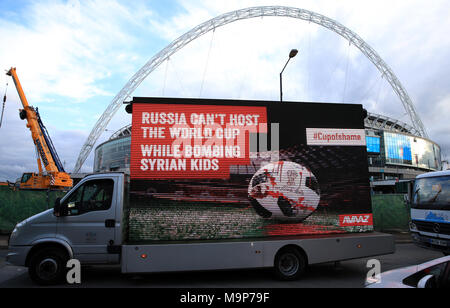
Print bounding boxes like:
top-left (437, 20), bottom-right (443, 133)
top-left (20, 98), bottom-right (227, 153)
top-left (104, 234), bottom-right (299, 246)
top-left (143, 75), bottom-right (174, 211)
top-left (365, 129), bottom-right (442, 182)
top-left (94, 136), bottom-right (131, 173)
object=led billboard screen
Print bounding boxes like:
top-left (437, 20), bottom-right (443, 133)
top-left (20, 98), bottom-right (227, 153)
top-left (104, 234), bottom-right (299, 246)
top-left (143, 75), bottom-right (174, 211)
top-left (383, 132), bottom-right (441, 170)
top-left (366, 136), bottom-right (381, 153)
top-left (411, 137), bottom-right (440, 170)
top-left (128, 98), bottom-right (373, 242)
top-left (384, 132), bottom-right (412, 165)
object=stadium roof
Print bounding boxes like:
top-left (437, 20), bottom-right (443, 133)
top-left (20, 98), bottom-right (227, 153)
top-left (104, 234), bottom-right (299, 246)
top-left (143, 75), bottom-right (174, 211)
top-left (365, 112), bottom-right (418, 135)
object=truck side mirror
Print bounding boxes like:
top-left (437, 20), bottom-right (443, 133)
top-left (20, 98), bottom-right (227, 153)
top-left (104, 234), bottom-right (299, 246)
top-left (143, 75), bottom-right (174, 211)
top-left (53, 197), bottom-right (62, 217)
top-left (417, 275), bottom-right (436, 288)
top-left (405, 181), bottom-right (414, 205)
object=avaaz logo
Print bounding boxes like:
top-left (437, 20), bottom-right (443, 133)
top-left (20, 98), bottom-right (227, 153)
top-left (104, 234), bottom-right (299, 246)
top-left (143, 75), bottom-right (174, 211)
top-left (339, 214), bottom-right (373, 226)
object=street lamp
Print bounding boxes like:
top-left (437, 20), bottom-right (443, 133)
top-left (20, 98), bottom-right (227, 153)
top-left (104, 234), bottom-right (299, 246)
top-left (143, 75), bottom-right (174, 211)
top-left (280, 49), bottom-right (298, 102)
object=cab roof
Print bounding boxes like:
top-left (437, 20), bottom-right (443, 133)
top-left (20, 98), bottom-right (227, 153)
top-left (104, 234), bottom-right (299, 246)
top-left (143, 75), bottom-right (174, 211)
top-left (416, 169), bottom-right (450, 179)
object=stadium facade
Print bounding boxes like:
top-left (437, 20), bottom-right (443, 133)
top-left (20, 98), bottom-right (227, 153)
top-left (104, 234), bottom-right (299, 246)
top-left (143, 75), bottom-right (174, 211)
top-left (93, 111), bottom-right (442, 193)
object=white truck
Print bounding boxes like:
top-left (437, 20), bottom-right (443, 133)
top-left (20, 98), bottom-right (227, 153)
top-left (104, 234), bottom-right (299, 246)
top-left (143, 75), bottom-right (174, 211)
top-left (409, 170), bottom-right (450, 255)
top-left (6, 172), bottom-right (394, 285)
top-left (7, 98), bottom-right (396, 285)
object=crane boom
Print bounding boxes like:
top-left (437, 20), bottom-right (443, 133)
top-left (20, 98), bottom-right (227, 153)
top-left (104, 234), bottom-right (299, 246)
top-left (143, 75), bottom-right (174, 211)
top-left (6, 67), bottom-right (72, 190)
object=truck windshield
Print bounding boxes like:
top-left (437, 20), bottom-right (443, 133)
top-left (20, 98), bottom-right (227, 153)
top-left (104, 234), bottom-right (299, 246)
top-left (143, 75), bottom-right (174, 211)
top-left (412, 176), bottom-right (450, 210)
top-left (21, 173), bottom-right (32, 183)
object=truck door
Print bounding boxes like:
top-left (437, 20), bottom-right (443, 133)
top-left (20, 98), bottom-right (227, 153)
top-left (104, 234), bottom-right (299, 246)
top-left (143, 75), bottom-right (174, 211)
top-left (56, 177), bottom-right (118, 263)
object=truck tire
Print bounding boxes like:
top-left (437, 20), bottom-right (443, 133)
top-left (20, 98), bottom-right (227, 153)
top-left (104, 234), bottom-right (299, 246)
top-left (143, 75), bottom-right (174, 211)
top-left (28, 247), bottom-right (69, 285)
top-left (273, 247), bottom-right (306, 281)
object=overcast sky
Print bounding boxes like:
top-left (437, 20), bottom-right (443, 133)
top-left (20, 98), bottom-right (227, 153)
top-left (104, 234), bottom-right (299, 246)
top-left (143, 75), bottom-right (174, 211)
top-left (0, 0), bottom-right (449, 181)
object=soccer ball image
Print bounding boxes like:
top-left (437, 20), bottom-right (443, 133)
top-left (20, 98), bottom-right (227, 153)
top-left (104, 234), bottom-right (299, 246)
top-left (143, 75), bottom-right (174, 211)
top-left (248, 161), bottom-right (320, 222)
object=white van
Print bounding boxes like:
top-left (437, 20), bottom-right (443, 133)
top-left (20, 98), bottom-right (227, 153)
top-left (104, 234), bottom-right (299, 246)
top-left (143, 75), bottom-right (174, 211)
top-left (409, 170), bottom-right (450, 255)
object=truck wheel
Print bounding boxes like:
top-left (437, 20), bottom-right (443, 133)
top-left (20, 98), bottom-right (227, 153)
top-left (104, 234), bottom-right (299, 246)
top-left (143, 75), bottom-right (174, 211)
top-left (28, 247), bottom-right (68, 285)
top-left (273, 247), bottom-right (306, 281)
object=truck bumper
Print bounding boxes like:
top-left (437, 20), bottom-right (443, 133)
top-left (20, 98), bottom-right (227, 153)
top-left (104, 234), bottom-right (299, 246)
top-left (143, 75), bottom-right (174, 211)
top-left (411, 232), bottom-right (450, 254)
top-left (6, 246), bottom-right (30, 267)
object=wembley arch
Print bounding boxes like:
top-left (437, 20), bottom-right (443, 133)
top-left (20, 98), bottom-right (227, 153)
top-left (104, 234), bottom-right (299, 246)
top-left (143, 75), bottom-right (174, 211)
top-left (74, 6), bottom-right (427, 173)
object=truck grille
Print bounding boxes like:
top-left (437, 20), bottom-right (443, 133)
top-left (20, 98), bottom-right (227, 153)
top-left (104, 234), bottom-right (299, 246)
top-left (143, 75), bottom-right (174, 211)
top-left (413, 220), bottom-right (450, 236)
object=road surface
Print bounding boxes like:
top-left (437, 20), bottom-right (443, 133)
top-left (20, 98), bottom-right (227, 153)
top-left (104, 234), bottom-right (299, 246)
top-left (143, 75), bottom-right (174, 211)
top-left (0, 243), bottom-right (443, 288)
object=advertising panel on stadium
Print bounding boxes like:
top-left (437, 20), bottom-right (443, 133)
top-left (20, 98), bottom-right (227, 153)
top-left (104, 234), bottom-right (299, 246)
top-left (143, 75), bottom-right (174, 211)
top-left (128, 97), bottom-right (373, 242)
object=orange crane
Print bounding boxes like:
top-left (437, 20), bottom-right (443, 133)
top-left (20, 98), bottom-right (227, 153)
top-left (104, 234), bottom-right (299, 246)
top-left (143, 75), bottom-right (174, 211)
top-left (6, 67), bottom-right (72, 190)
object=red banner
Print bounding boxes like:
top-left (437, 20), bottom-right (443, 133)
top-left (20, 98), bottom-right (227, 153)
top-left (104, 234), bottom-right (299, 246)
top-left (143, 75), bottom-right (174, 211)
top-left (130, 103), bottom-right (267, 179)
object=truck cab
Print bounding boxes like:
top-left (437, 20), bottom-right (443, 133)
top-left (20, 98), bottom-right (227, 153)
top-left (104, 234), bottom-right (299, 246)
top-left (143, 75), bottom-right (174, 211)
top-left (409, 170), bottom-right (450, 255)
top-left (7, 173), bottom-right (125, 284)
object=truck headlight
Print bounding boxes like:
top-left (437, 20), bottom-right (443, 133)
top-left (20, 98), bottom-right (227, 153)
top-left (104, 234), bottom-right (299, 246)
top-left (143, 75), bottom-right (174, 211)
top-left (9, 221), bottom-right (25, 243)
top-left (12, 221), bottom-right (24, 232)
top-left (409, 222), bottom-right (418, 232)
top-left (11, 225), bottom-right (19, 234)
